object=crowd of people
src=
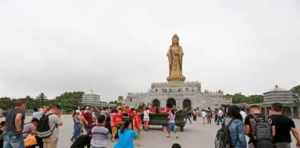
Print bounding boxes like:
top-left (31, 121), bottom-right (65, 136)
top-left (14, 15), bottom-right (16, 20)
top-left (1, 98), bottom-right (300, 148)
top-left (70, 105), bottom-right (184, 148)
top-left (0, 99), bottom-right (184, 148)
top-left (0, 99), bottom-right (63, 148)
top-left (214, 103), bottom-right (300, 148)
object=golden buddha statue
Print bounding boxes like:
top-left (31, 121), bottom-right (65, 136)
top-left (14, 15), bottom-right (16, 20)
top-left (167, 34), bottom-right (186, 82)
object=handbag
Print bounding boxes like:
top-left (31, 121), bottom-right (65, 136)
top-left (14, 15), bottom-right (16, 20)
top-left (24, 134), bottom-right (37, 147)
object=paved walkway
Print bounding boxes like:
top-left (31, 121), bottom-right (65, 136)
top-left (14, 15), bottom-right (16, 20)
top-left (58, 115), bottom-right (299, 148)
top-left (58, 115), bottom-right (218, 148)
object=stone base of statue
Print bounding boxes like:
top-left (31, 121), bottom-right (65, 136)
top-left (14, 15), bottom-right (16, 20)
top-left (126, 81), bottom-right (226, 110)
top-left (167, 75), bottom-right (186, 82)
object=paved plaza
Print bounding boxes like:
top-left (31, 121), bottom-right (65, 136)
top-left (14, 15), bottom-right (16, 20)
top-left (56, 115), bottom-right (299, 148)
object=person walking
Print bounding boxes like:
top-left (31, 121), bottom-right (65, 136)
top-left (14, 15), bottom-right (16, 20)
top-left (42, 104), bottom-right (63, 148)
top-left (90, 115), bottom-right (110, 148)
top-left (269, 103), bottom-right (300, 148)
top-left (201, 110), bottom-right (207, 124)
top-left (207, 108), bottom-right (213, 124)
top-left (114, 120), bottom-right (138, 148)
top-left (226, 105), bottom-right (247, 148)
top-left (3, 99), bottom-right (27, 148)
top-left (143, 108), bottom-right (150, 131)
top-left (244, 105), bottom-right (273, 148)
top-left (167, 109), bottom-right (178, 138)
top-left (244, 105), bottom-right (262, 148)
top-left (216, 109), bottom-right (224, 125)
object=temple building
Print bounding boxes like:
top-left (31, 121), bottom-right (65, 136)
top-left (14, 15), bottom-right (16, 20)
top-left (263, 85), bottom-right (300, 118)
top-left (125, 34), bottom-right (226, 110)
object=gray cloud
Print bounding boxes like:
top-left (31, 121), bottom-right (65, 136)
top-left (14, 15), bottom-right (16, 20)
top-left (0, 0), bottom-right (299, 100)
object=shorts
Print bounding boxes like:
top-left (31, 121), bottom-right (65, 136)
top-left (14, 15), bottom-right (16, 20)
top-left (168, 123), bottom-right (176, 132)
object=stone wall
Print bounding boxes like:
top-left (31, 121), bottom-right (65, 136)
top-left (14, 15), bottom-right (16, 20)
top-left (126, 81), bottom-right (226, 109)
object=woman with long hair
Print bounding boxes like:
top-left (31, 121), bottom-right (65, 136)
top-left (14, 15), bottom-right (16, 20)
top-left (226, 105), bottom-right (247, 148)
top-left (114, 120), bottom-right (138, 148)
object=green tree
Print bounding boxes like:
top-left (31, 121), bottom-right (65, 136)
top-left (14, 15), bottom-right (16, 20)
top-left (247, 95), bottom-right (263, 104)
top-left (55, 91), bottom-right (84, 113)
top-left (232, 93), bottom-right (247, 104)
top-left (291, 85), bottom-right (300, 97)
top-left (0, 97), bottom-right (13, 110)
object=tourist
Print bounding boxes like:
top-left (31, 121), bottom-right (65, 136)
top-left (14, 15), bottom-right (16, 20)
top-left (244, 105), bottom-right (273, 148)
top-left (33, 106), bottom-right (49, 121)
top-left (90, 115), bottom-right (110, 148)
top-left (226, 105), bottom-right (247, 148)
top-left (0, 121), bottom-right (5, 148)
top-left (244, 105), bottom-right (262, 148)
top-left (3, 99), bottom-right (27, 148)
top-left (82, 106), bottom-right (94, 134)
top-left (114, 120), bottom-right (138, 148)
top-left (216, 109), bottom-right (224, 125)
top-left (201, 110), bottom-right (207, 124)
top-left (110, 108), bottom-right (123, 141)
top-left (43, 104), bottom-right (63, 148)
top-left (23, 118), bottom-right (39, 148)
top-left (71, 110), bottom-right (82, 142)
top-left (143, 107), bottom-right (150, 131)
top-left (132, 109), bottom-right (142, 135)
top-left (192, 109), bottom-right (197, 121)
top-left (269, 103), bottom-right (300, 148)
top-left (240, 108), bottom-right (247, 123)
top-left (207, 107), bottom-right (213, 124)
top-left (32, 108), bottom-right (39, 119)
top-left (185, 111), bottom-right (192, 124)
top-left (167, 109), bottom-right (178, 138)
top-left (171, 143), bottom-right (181, 148)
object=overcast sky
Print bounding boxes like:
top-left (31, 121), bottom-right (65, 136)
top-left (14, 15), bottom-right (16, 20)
top-left (0, 0), bottom-right (299, 100)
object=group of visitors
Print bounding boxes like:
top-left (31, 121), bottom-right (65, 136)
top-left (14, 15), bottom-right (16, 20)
top-left (70, 105), bottom-right (181, 148)
top-left (198, 107), bottom-right (223, 125)
top-left (215, 103), bottom-right (300, 148)
top-left (0, 99), bottom-right (63, 148)
top-left (2, 98), bottom-right (300, 148)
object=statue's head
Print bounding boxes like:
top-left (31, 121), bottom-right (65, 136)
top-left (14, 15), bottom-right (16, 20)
top-left (172, 34), bottom-right (179, 45)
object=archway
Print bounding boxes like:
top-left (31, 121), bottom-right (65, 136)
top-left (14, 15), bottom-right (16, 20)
top-left (152, 99), bottom-right (160, 108)
top-left (166, 98), bottom-right (176, 108)
top-left (182, 99), bottom-right (192, 111)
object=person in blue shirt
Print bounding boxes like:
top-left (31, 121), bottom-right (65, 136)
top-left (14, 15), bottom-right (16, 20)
top-left (226, 105), bottom-right (247, 148)
top-left (114, 120), bottom-right (138, 148)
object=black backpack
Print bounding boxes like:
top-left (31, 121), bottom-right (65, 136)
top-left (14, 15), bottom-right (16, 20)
top-left (250, 114), bottom-right (273, 148)
top-left (215, 119), bottom-right (234, 148)
top-left (37, 113), bottom-right (55, 138)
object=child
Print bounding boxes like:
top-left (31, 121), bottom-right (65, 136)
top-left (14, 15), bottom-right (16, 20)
top-left (143, 108), bottom-right (150, 131)
top-left (91, 115), bottom-right (110, 148)
top-left (114, 120), bottom-right (138, 148)
top-left (167, 109), bottom-right (178, 138)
